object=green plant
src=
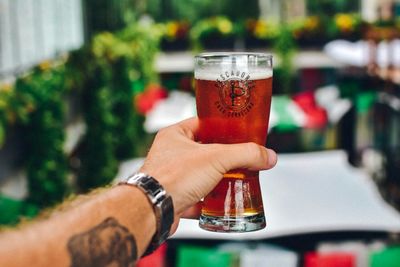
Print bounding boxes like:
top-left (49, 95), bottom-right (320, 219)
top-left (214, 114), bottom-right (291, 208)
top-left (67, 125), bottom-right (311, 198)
top-left (15, 65), bottom-right (69, 208)
top-left (246, 19), bottom-right (279, 40)
top-left (274, 25), bottom-right (297, 94)
top-left (83, 0), bottom-right (134, 38)
top-left (190, 16), bottom-right (237, 50)
top-left (118, 24), bottom-right (161, 84)
top-left (330, 13), bottom-right (363, 40)
top-left (290, 16), bottom-right (327, 42)
top-left (78, 65), bottom-right (118, 190)
top-left (158, 20), bottom-right (190, 41)
top-left (307, 0), bottom-right (359, 17)
top-left (76, 23), bottom-right (160, 191)
top-left (0, 194), bottom-right (39, 225)
top-left (111, 58), bottom-right (142, 159)
top-left (146, 0), bottom-right (221, 22)
top-left (0, 21), bottom-right (161, 217)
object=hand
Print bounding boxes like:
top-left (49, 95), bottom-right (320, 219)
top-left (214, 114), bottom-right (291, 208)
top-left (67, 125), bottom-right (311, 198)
top-left (139, 117), bottom-right (277, 234)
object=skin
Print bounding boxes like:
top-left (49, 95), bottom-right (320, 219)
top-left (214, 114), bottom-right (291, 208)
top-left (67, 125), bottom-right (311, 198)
top-left (0, 118), bottom-right (277, 267)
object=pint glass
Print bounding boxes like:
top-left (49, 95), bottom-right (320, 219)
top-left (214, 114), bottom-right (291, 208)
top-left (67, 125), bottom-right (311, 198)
top-left (195, 53), bottom-right (273, 232)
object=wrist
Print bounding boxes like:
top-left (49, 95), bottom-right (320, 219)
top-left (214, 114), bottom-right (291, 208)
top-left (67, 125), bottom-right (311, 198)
top-left (106, 186), bottom-right (157, 256)
top-left (138, 167), bottom-right (183, 214)
top-left (118, 173), bottom-right (174, 256)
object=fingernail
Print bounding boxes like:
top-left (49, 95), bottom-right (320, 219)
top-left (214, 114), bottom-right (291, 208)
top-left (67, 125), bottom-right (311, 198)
top-left (266, 148), bottom-right (277, 167)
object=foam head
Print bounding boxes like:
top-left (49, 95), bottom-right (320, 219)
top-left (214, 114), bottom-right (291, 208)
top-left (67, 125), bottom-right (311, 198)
top-left (195, 53), bottom-right (273, 81)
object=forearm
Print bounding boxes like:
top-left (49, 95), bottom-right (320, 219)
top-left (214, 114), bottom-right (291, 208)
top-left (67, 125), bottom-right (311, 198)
top-left (0, 186), bottom-right (156, 267)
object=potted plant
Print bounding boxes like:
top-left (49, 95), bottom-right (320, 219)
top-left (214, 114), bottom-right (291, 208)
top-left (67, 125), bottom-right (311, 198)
top-left (244, 19), bottom-right (279, 49)
top-left (191, 16), bottom-right (237, 50)
top-left (331, 13), bottom-right (363, 41)
top-left (159, 20), bottom-right (191, 51)
top-left (290, 16), bottom-right (329, 49)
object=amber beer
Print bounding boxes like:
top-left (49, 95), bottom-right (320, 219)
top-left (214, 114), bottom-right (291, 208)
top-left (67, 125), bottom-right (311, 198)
top-left (195, 53), bottom-right (273, 232)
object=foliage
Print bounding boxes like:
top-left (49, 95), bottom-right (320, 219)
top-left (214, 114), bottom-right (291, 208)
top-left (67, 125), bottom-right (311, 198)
top-left (77, 65), bottom-right (118, 190)
top-left (145, 0), bottom-right (259, 22)
top-left (83, 0), bottom-right (134, 38)
top-left (0, 21), bottom-right (160, 220)
top-left (15, 64), bottom-right (69, 208)
top-left (191, 16), bottom-right (235, 39)
top-left (245, 19), bottom-right (280, 40)
top-left (331, 13), bottom-right (363, 40)
top-left (0, 83), bottom-right (31, 147)
top-left (118, 24), bottom-right (161, 84)
top-left (146, 0), bottom-right (224, 23)
top-left (156, 20), bottom-right (191, 51)
top-left (221, 0), bottom-right (259, 21)
top-left (289, 16), bottom-right (330, 45)
top-left (288, 14), bottom-right (364, 44)
top-left (333, 14), bottom-right (362, 33)
top-left (158, 20), bottom-right (190, 41)
top-left (0, 195), bottom-right (39, 225)
top-left (190, 16), bottom-right (237, 50)
top-left (76, 23), bottom-right (160, 191)
top-left (307, 0), bottom-right (359, 17)
top-left (274, 25), bottom-right (297, 95)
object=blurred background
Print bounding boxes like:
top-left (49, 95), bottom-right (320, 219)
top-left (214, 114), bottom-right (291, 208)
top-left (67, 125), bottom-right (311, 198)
top-left (1, 0), bottom-right (400, 266)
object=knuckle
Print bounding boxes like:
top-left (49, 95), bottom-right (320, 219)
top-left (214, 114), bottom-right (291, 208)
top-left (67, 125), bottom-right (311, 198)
top-left (246, 142), bottom-right (265, 162)
top-left (181, 127), bottom-right (194, 139)
top-left (209, 144), bottom-right (231, 172)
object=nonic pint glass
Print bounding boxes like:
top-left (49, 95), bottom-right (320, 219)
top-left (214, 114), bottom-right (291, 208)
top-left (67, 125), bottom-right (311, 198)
top-left (195, 52), bottom-right (273, 232)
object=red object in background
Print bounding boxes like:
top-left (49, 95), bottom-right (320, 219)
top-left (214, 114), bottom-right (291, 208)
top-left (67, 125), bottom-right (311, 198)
top-left (293, 91), bottom-right (316, 111)
top-left (306, 107), bottom-right (328, 129)
top-left (136, 243), bottom-right (167, 267)
top-left (293, 91), bottom-right (328, 129)
top-left (304, 252), bottom-right (356, 267)
top-left (299, 69), bottom-right (324, 92)
top-left (136, 84), bottom-right (168, 114)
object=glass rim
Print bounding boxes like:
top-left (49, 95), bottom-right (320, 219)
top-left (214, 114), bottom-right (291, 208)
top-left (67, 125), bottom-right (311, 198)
top-left (195, 52), bottom-right (273, 60)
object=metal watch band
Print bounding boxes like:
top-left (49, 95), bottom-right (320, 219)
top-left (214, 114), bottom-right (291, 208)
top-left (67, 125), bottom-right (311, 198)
top-left (118, 173), bottom-right (174, 256)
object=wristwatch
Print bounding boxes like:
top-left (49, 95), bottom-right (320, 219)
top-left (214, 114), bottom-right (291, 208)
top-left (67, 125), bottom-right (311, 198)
top-left (119, 173), bottom-right (174, 255)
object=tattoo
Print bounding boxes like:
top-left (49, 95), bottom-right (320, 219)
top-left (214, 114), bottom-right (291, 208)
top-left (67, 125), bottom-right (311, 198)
top-left (67, 217), bottom-right (137, 267)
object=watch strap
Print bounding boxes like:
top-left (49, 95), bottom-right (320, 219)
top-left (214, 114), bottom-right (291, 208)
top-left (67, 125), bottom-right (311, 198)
top-left (119, 173), bottom-right (174, 256)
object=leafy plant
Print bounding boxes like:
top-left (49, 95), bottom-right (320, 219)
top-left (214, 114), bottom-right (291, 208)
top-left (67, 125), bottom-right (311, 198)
top-left (76, 23), bottom-right (160, 191)
top-left (245, 19), bottom-right (280, 41)
top-left (83, 0), bottom-right (134, 38)
top-left (0, 19), bottom-right (161, 223)
top-left (190, 16), bottom-right (237, 50)
top-left (274, 25), bottom-right (297, 95)
top-left (158, 20), bottom-right (190, 41)
top-left (15, 64), bottom-right (69, 208)
top-left (78, 65), bottom-right (118, 190)
top-left (331, 13), bottom-right (363, 40)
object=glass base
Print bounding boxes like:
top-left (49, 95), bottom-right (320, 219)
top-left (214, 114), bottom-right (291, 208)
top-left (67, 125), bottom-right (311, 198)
top-left (199, 213), bottom-right (266, 233)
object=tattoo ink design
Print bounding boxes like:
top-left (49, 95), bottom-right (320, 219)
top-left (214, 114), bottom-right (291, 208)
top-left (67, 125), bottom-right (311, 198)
top-left (67, 217), bottom-right (137, 267)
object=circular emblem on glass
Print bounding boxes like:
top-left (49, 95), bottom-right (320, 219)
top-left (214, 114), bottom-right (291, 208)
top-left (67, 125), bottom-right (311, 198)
top-left (218, 79), bottom-right (251, 111)
top-left (214, 70), bottom-right (255, 117)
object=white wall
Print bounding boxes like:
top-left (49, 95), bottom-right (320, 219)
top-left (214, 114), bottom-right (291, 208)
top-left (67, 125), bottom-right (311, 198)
top-left (0, 0), bottom-right (84, 77)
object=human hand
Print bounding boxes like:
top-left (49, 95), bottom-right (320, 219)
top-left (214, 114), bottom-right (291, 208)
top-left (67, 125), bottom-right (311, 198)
top-left (139, 117), bottom-right (277, 234)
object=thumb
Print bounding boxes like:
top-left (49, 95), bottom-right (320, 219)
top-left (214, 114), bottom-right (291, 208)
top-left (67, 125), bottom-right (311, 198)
top-left (213, 142), bottom-right (277, 172)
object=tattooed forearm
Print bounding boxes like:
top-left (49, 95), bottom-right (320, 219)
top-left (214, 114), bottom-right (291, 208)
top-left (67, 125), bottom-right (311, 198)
top-left (67, 217), bottom-right (137, 267)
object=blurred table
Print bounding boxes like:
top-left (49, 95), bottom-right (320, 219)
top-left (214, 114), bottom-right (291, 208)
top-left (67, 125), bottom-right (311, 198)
top-left (171, 150), bottom-right (400, 240)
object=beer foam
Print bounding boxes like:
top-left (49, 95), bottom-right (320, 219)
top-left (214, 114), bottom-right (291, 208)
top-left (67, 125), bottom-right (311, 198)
top-left (195, 68), bottom-right (273, 81)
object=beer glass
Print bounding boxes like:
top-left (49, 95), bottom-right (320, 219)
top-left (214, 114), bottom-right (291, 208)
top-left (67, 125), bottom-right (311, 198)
top-left (195, 52), bottom-right (273, 232)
